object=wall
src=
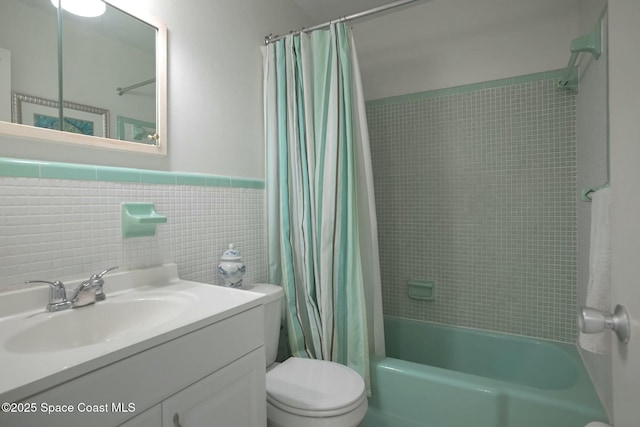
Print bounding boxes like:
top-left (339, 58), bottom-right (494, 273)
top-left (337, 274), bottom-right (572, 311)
top-left (0, 158), bottom-right (265, 293)
top-left (0, 47), bottom-right (9, 122)
top-left (367, 72), bottom-right (577, 342)
top-left (0, 0), bottom-right (313, 178)
top-left (353, 0), bottom-right (580, 101)
top-left (0, 0), bottom-right (311, 297)
top-left (575, 2), bottom-right (611, 418)
top-left (609, 0), bottom-right (640, 424)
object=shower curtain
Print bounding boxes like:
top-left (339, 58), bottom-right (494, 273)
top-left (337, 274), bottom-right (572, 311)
top-left (263, 23), bottom-right (385, 387)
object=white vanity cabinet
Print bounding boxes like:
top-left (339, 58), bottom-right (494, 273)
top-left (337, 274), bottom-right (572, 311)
top-left (118, 406), bottom-right (162, 427)
top-left (2, 306), bottom-right (266, 427)
top-left (120, 349), bottom-right (265, 427)
top-left (160, 349), bottom-right (264, 427)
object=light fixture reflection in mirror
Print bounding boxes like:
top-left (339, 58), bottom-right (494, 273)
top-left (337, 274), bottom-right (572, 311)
top-left (50, 0), bottom-right (106, 18)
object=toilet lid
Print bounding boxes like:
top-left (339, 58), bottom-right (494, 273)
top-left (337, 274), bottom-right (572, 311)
top-left (266, 357), bottom-right (366, 417)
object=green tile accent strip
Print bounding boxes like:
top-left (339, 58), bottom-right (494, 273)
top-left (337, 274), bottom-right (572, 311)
top-left (366, 69), bottom-right (567, 107)
top-left (207, 176), bottom-right (232, 187)
top-left (176, 173), bottom-right (208, 186)
top-left (97, 166), bottom-right (142, 183)
top-left (0, 158), bottom-right (40, 178)
top-left (41, 162), bottom-right (97, 180)
top-left (231, 177), bottom-right (266, 189)
top-left (140, 170), bottom-right (176, 185)
top-left (0, 157), bottom-right (264, 189)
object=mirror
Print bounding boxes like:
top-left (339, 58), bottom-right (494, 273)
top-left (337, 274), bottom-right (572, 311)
top-left (0, 0), bottom-right (167, 155)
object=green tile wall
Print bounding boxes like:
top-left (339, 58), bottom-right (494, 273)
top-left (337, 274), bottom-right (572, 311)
top-left (367, 76), bottom-right (577, 343)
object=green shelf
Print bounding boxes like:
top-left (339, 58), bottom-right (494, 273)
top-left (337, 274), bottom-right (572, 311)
top-left (121, 203), bottom-right (167, 238)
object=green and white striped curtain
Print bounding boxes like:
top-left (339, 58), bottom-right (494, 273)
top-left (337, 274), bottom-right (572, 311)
top-left (263, 23), bottom-right (385, 389)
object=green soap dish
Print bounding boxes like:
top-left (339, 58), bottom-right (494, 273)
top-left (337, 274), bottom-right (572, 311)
top-left (408, 280), bottom-right (436, 301)
top-left (121, 203), bottom-right (167, 238)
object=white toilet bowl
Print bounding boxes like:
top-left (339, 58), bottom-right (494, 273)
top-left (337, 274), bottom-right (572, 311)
top-left (243, 284), bottom-right (368, 427)
top-left (266, 358), bottom-right (367, 427)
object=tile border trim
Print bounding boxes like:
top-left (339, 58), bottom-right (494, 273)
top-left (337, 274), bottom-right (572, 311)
top-left (365, 69), bottom-right (566, 107)
top-left (0, 157), bottom-right (265, 189)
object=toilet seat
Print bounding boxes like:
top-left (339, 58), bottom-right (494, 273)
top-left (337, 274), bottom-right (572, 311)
top-left (266, 357), bottom-right (366, 418)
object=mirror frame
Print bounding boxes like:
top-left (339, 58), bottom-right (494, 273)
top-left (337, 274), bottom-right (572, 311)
top-left (0, 0), bottom-right (167, 156)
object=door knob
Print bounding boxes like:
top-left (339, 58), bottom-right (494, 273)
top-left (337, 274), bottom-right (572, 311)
top-left (579, 304), bottom-right (630, 344)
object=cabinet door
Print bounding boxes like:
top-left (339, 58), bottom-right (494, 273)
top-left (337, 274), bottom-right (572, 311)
top-left (162, 349), bottom-right (266, 427)
top-left (119, 405), bottom-right (161, 427)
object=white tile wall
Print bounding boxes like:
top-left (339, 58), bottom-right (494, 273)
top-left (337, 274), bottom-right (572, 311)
top-left (0, 177), bottom-right (266, 293)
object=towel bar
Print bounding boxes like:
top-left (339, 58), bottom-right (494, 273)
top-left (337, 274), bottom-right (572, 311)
top-left (580, 184), bottom-right (609, 202)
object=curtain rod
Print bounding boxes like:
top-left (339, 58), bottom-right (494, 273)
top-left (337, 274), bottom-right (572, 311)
top-left (117, 78), bottom-right (156, 96)
top-left (264, 0), bottom-right (427, 45)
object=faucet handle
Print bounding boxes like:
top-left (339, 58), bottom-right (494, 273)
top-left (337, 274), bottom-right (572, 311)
top-left (25, 280), bottom-right (71, 312)
top-left (25, 280), bottom-right (66, 297)
top-left (25, 279), bottom-right (63, 287)
top-left (92, 266), bottom-right (118, 302)
top-left (92, 266), bottom-right (119, 280)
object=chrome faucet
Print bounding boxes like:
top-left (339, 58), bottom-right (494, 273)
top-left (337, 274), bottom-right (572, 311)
top-left (91, 267), bottom-right (119, 302)
top-left (26, 266), bottom-right (119, 311)
top-left (23, 280), bottom-right (71, 312)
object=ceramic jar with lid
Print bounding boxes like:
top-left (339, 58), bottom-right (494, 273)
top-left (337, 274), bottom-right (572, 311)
top-left (217, 243), bottom-right (246, 288)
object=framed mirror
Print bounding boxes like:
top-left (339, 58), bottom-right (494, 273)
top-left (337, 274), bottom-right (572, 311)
top-left (0, 0), bottom-right (167, 155)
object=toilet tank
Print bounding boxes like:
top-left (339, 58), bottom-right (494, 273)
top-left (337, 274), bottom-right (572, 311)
top-left (242, 284), bottom-right (283, 367)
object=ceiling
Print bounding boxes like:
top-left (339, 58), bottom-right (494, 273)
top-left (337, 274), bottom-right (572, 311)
top-left (291, 0), bottom-right (401, 24)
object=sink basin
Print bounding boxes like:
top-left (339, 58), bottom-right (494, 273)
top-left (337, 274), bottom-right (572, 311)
top-left (5, 296), bottom-right (191, 353)
top-left (0, 264), bottom-right (265, 403)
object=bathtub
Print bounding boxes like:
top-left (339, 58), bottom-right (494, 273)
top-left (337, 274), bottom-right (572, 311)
top-left (363, 317), bottom-right (608, 427)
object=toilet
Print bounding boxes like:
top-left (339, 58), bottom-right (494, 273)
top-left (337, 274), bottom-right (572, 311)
top-left (244, 284), bottom-right (368, 427)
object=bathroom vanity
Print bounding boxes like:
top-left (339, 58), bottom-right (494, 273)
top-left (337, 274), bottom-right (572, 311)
top-left (0, 264), bottom-right (267, 427)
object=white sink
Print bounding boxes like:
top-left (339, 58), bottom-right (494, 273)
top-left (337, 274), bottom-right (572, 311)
top-left (5, 295), bottom-right (192, 353)
top-left (0, 264), bottom-right (264, 403)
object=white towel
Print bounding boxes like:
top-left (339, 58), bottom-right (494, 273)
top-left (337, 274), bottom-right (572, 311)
top-left (579, 187), bottom-right (611, 354)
